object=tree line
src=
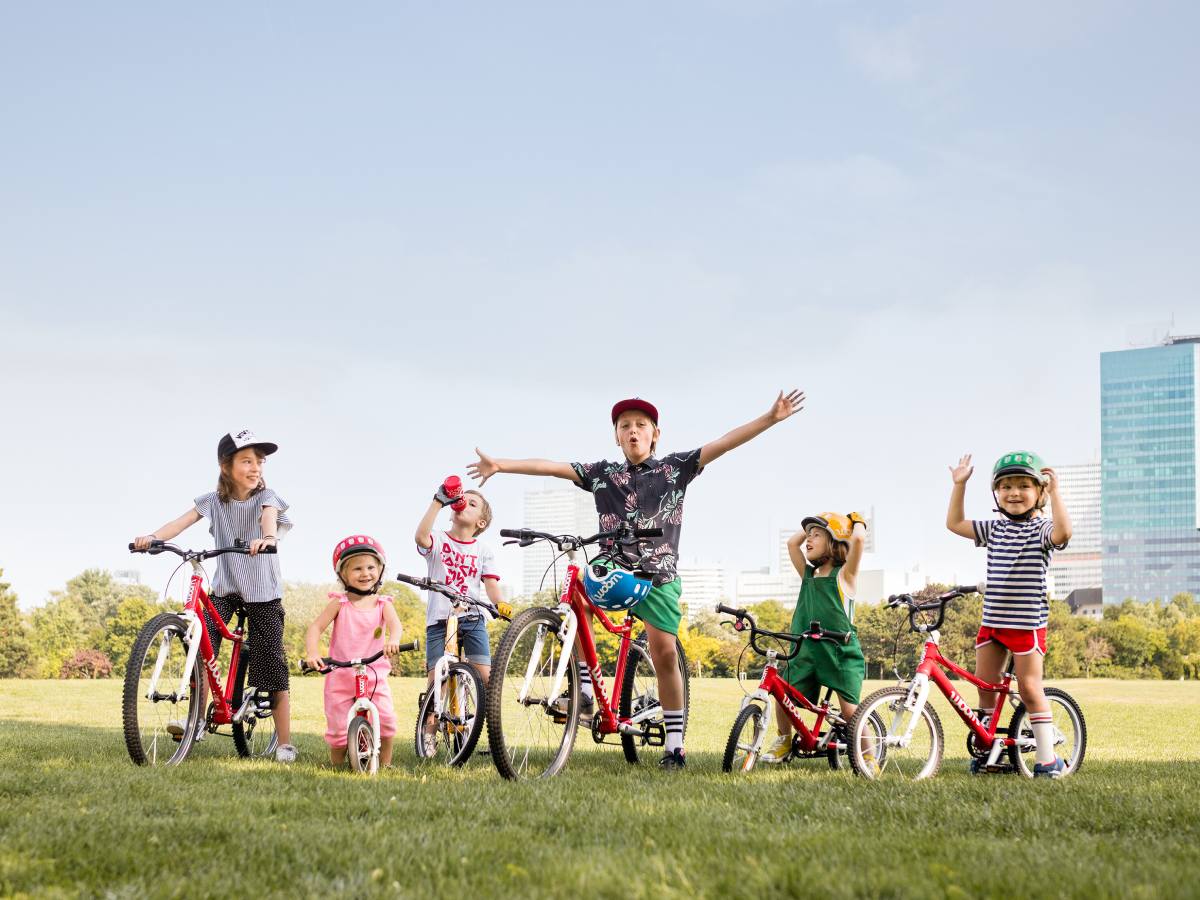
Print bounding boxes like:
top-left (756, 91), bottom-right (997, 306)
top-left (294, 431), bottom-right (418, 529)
top-left (2, 567), bottom-right (1198, 680)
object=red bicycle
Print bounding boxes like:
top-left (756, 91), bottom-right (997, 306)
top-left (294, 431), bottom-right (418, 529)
top-left (847, 586), bottom-right (1087, 780)
top-left (122, 540), bottom-right (279, 766)
top-left (486, 524), bottom-right (690, 779)
top-left (716, 603), bottom-right (884, 772)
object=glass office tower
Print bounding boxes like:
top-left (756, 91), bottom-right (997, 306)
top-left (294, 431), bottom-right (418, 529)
top-left (1100, 337), bottom-right (1200, 602)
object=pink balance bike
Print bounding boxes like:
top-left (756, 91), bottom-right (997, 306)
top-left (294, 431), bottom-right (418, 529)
top-left (848, 586), bottom-right (1086, 780)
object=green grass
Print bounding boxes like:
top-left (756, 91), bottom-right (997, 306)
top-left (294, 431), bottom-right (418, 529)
top-left (1, 678), bottom-right (1198, 899)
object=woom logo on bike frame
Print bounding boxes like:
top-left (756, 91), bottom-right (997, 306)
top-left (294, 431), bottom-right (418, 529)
top-left (946, 685), bottom-right (982, 730)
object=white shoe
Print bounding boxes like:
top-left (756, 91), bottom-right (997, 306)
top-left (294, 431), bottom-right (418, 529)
top-left (761, 734), bottom-right (792, 764)
top-left (274, 743), bottom-right (297, 763)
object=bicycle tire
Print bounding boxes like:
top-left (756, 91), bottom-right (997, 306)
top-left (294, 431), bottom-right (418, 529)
top-left (831, 710), bottom-right (886, 772)
top-left (347, 715), bottom-right (379, 775)
top-left (122, 613), bottom-right (204, 767)
top-left (618, 633), bottom-right (690, 763)
top-left (486, 607), bottom-right (578, 780)
top-left (722, 703), bottom-right (767, 773)
top-left (415, 662), bottom-right (485, 767)
top-left (1007, 687), bottom-right (1087, 778)
top-left (231, 645), bottom-right (279, 759)
top-left (849, 685), bottom-right (943, 781)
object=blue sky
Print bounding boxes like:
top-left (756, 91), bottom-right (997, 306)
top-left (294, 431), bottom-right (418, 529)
top-left (3, 1), bottom-right (1198, 608)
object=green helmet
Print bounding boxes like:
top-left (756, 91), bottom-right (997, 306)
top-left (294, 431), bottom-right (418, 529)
top-left (991, 451), bottom-right (1047, 489)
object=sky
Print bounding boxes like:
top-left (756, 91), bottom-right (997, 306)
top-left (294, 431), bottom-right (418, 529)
top-left (2, 1), bottom-right (1198, 609)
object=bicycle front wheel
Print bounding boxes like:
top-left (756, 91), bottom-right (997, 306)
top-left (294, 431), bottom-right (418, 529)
top-left (849, 686), bottom-right (943, 781)
top-left (231, 647), bottom-right (278, 760)
top-left (1007, 687), bottom-right (1087, 778)
top-left (415, 662), bottom-right (484, 767)
top-left (122, 613), bottom-right (205, 767)
top-left (619, 633), bottom-right (690, 764)
top-left (486, 607), bottom-right (578, 780)
top-left (347, 715), bottom-right (379, 775)
top-left (722, 703), bottom-right (767, 773)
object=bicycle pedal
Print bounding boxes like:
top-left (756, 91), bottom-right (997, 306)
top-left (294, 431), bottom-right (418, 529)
top-left (644, 722), bottom-right (666, 747)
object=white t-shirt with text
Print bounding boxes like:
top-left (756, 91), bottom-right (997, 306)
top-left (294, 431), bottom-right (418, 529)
top-left (417, 530), bottom-right (501, 625)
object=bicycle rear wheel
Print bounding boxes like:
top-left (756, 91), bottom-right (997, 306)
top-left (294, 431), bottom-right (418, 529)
top-left (415, 662), bottom-right (484, 767)
top-left (486, 607), bottom-right (578, 780)
top-left (122, 613), bottom-right (205, 767)
top-left (347, 715), bottom-right (379, 775)
top-left (619, 633), bottom-right (690, 763)
top-left (231, 646), bottom-right (279, 759)
top-left (849, 686), bottom-right (943, 781)
top-left (722, 703), bottom-right (767, 773)
top-left (1007, 687), bottom-right (1087, 777)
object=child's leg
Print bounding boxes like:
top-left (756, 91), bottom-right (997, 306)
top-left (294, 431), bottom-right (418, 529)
top-left (974, 642), bottom-right (1008, 712)
top-left (271, 690), bottom-right (291, 744)
top-left (1013, 649), bottom-right (1056, 765)
top-left (380, 736), bottom-right (393, 767)
top-left (774, 699), bottom-right (792, 736)
top-left (330, 745), bottom-right (347, 766)
top-left (644, 623), bottom-right (685, 753)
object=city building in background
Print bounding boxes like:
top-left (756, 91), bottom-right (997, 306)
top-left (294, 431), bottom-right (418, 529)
top-left (520, 485), bottom-right (597, 597)
top-left (1048, 462), bottom-right (1102, 600)
top-left (1101, 336), bottom-right (1200, 603)
top-left (677, 561), bottom-right (727, 622)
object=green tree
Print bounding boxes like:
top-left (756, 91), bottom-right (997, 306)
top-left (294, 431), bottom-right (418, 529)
top-left (28, 598), bottom-right (88, 678)
top-left (102, 593), bottom-right (161, 675)
top-left (0, 570), bottom-right (34, 677)
top-left (55, 569), bottom-right (125, 631)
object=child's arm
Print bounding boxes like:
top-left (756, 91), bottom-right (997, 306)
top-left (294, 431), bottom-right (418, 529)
top-left (840, 516), bottom-right (869, 596)
top-left (483, 577), bottom-right (504, 608)
top-left (946, 454), bottom-right (976, 539)
top-left (249, 506), bottom-right (279, 556)
top-left (415, 498), bottom-right (443, 551)
top-left (467, 447), bottom-right (580, 486)
top-left (786, 529), bottom-right (808, 576)
top-left (132, 508), bottom-right (201, 549)
top-left (698, 390), bottom-right (804, 467)
top-left (1043, 467), bottom-right (1073, 546)
top-left (303, 597), bottom-right (342, 670)
top-left (382, 602), bottom-right (403, 656)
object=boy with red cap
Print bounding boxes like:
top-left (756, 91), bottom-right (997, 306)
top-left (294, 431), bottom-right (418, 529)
top-left (469, 389), bottom-right (804, 769)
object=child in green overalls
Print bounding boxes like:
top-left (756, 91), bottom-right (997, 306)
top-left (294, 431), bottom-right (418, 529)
top-left (763, 511), bottom-right (869, 764)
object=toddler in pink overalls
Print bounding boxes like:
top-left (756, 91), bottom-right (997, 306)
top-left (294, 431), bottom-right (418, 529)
top-left (304, 535), bottom-right (404, 767)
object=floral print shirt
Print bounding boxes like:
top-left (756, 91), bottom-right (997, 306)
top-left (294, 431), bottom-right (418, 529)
top-left (570, 449), bottom-right (704, 586)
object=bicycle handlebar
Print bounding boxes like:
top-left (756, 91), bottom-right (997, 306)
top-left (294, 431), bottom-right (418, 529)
top-left (390, 573), bottom-right (511, 621)
top-left (715, 603), bottom-right (852, 661)
top-left (886, 583), bottom-right (983, 632)
top-left (498, 525), bottom-right (663, 552)
top-left (299, 640), bottom-right (421, 674)
top-left (128, 539), bottom-right (277, 559)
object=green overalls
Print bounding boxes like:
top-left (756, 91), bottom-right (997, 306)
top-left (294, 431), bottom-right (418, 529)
top-left (782, 564), bottom-right (867, 704)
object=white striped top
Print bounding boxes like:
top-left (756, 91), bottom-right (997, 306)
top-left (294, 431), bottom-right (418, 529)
top-left (194, 488), bottom-right (292, 604)
top-left (972, 517), bottom-right (1065, 629)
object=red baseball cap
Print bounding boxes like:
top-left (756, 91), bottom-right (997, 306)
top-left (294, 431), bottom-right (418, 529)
top-left (611, 398), bottom-right (659, 425)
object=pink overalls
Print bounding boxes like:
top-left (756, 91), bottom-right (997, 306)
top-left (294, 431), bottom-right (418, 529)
top-left (322, 593), bottom-right (397, 747)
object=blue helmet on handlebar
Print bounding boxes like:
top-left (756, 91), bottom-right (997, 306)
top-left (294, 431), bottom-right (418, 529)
top-left (582, 562), bottom-right (652, 611)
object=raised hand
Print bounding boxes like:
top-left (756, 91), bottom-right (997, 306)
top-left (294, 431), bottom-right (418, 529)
top-left (467, 447), bottom-right (500, 485)
top-left (1041, 467), bottom-right (1058, 492)
top-left (949, 454), bottom-right (974, 484)
top-left (768, 389), bottom-right (805, 423)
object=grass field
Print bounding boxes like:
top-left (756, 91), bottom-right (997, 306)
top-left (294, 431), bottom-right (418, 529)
top-left (2, 677), bottom-right (1199, 899)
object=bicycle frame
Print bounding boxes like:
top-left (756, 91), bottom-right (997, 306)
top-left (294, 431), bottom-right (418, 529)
top-left (428, 611), bottom-right (472, 732)
top-left (742, 654), bottom-right (839, 755)
top-left (346, 664), bottom-right (382, 755)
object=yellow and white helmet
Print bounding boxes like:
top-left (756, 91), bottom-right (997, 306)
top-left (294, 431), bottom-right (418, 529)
top-left (801, 512), bottom-right (854, 545)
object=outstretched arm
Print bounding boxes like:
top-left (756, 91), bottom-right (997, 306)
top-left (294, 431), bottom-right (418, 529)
top-left (467, 447), bottom-right (580, 486)
top-left (303, 596), bottom-right (342, 670)
top-left (1043, 468), bottom-right (1073, 546)
top-left (698, 390), bottom-right (804, 468)
top-left (946, 454), bottom-right (976, 539)
top-left (132, 508), bottom-right (201, 549)
top-left (382, 603), bottom-right (403, 656)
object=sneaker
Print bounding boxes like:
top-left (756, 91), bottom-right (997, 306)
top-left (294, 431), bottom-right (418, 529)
top-left (274, 743), bottom-right (297, 764)
top-left (761, 734), bottom-right (792, 764)
top-left (969, 757), bottom-right (987, 775)
top-left (659, 748), bottom-right (687, 771)
top-left (549, 692), bottom-right (594, 722)
top-left (1033, 757), bottom-right (1067, 779)
top-left (166, 720), bottom-right (186, 741)
top-left (859, 750), bottom-right (881, 777)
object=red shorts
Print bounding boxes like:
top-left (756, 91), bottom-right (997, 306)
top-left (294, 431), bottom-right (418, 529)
top-left (975, 626), bottom-right (1046, 656)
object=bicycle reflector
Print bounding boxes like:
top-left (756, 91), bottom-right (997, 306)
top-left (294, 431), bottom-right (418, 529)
top-left (582, 564), bottom-right (652, 611)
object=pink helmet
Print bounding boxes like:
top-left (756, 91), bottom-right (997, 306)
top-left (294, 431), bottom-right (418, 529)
top-left (331, 534), bottom-right (386, 580)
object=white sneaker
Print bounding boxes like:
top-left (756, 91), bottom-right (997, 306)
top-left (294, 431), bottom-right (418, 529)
top-left (761, 734), bottom-right (792, 764)
top-left (274, 743), bottom-right (297, 763)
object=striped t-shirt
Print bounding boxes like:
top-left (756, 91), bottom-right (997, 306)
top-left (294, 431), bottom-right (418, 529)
top-left (194, 488), bottom-right (293, 604)
top-left (972, 517), bottom-right (1065, 629)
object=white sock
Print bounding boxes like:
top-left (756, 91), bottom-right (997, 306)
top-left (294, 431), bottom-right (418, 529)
top-left (664, 708), bottom-right (684, 754)
top-left (576, 661), bottom-right (594, 700)
top-left (1030, 712), bottom-right (1056, 765)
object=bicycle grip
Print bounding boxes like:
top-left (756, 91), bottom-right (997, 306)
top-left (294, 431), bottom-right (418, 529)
top-left (956, 583), bottom-right (983, 595)
top-left (396, 640), bottom-right (420, 653)
top-left (634, 527), bottom-right (663, 538)
top-left (499, 529), bottom-right (521, 539)
top-left (716, 603), bottom-right (747, 619)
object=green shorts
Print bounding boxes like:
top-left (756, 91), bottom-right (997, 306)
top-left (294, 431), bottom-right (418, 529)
top-left (781, 641), bottom-right (866, 706)
top-left (630, 578), bottom-right (683, 636)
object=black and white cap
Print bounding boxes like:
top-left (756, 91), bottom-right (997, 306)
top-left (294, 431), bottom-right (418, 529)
top-left (217, 428), bottom-right (279, 461)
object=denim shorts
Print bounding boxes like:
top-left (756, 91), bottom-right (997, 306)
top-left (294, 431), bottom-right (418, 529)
top-left (425, 617), bottom-right (491, 668)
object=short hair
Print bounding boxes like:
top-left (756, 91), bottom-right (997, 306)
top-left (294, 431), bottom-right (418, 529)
top-left (467, 490), bottom-right (492, 535)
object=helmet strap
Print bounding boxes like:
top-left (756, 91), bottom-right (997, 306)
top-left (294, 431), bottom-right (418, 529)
top-left (992, 490), bottom-right (1037, 522)
top-left (338, 565), bottom-right (385, 597)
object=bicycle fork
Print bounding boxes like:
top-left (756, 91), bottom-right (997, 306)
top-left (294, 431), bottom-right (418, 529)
top-left (517, 607), bottom-right (578, 706)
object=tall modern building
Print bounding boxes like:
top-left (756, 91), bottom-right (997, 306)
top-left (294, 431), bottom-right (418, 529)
top-left (520, 485), bottom-right (598, 597)
top-left (1047, 463), bottom-right (1101, 600)
top-left (1100, 337), bottom-right (1200, 603)
top-left (676, 562), bottom-right (727, 623)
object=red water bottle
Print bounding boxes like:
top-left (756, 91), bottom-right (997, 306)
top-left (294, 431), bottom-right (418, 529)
top-left (443, 475), bottom-right (467, 511)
